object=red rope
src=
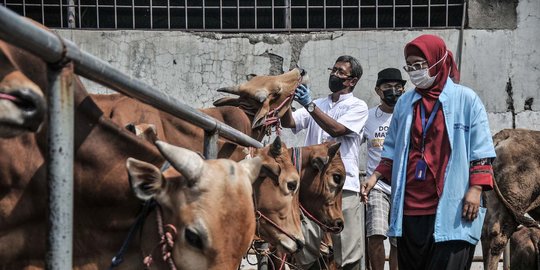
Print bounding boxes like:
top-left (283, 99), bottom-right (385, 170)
top-left (143, 205), bottom-right (178, 270)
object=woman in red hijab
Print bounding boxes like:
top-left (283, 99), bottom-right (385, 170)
top-left (361, 35), bottom-right (496, 270)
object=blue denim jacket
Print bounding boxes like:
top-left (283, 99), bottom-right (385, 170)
top-left (382, 78), bottom-right (496, 244)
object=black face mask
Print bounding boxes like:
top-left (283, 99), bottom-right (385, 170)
top-left (382, 89), bottom-right (403, 107)
top-left (328, 75), bottom-right (347, 92)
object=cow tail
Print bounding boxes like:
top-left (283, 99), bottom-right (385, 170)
top-left (493, 177), bottom-right (539, 228)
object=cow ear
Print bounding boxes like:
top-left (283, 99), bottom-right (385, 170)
top-left (126, 157), bottom-right (164, 201)
top-left (240, 156), bottom-right (263, 184)
top-left (155, 141), bottom-right (204, 184)
top-left (213, 97), bottom-right (241, 107)
top-left (246, 73), bottom-right (257, 81)
top-left (327, 142), bottom-right (341, 160)
top-left (252, 98), bottom-right (270, 129)
top-left (311, 156), bottom-right (329, 172)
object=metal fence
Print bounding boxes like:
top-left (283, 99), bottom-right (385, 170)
top-left (0, 6), bottom-right (266, 267)
top-left (2, 0), bottom-right (465, 31)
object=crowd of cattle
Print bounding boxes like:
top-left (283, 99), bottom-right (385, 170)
top-left (0, 24), bottom-right (539, 270)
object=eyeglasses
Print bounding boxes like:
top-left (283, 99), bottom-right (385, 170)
top-left (403, 61), bottom-right (428, 72)
top-left (328, 67), bottom-right (353, 79)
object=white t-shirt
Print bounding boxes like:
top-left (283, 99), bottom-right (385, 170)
top-left (292, 93), bottom-right (369, 192)
top-left (362, 105), bottom-right (392, 194)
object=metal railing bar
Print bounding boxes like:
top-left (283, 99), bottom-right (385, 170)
top-left (166, 0), bottom-right (170, 29)
top-left (340, 0), bottom-right (343, 29)
top-left (78, 0), bottom-right (81, 29)
top-left (59, 0), bottom-right (63, 28)
top-left (375, 0), bottom-right (378, 29)
top-left (2, 1), bottom-right (464, 31)
top-left (131, 0), bottom-right (134, 29)
top-left (202, 1), bottom-right (205, 30)
top-left (96, 0), bottom-right (100, 28)
top-left (428, 0), bottom-right (431, 27)
top-left (0, 6), bottom-right (263, 149)
top-left (114, 0), bottom-right (117, 28)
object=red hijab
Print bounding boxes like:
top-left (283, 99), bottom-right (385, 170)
top-left (404, 34), bottom-right (460, 99)
top-left (403, 35), bottom-right (458, 212)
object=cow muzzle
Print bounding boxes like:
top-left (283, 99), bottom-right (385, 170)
top-left (0, 88), bottom-right (46, 137)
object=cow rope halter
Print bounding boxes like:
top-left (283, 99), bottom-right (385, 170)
top-left (245, 148), bottom-right (304, 253)
top-left (261, 77), bottom-right (302, 142)
top-left (108, 162), bottom-right (178, 270)
top-left (291, 147), bottom-right (343, 234)
top-left (143, 203), bottom-right (178, 270)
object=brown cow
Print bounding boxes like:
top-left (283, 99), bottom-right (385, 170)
top-left (0, 37), bottom-right (261, 269)
top-left (0, 41), bottom-right (47, 137)
top-left (291, 143), bottom-right (346, 232)
top-left (482, 129), bottom-right (540, 270)
top-left (127, 141), bottom-right (262, 270)
top-left (509, 226), bottom-right (540, 270)
top-left (249, 137), bottom-right (304, 253)
top-left (268, 142), bottom-right (346, 269)
top-left (92, 67), bottom-right (308, 146)
top-left (112, 122), bottom-right (306, 254)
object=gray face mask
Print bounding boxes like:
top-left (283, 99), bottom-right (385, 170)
top-left (406, 51), bottom-right (448, 89)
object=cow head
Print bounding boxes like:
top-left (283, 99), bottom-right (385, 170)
top-left (214, 68), bottom-right (309, 129)
top-left (296, 142), bottom-right (345, 233)
top-left (0, 41), bottom-right (47, 137)
top-left (127, 141), bottom-right (262, 270)
top-left (252, 136), bottom-right (304, 253)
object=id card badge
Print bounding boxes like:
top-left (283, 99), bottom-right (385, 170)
top-left (415, 159), bottom-right (427, 181)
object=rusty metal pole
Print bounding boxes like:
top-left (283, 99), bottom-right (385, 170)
top-left (46, 64), bottom-right (74, 270)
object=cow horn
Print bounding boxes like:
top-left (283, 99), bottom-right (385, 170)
top-left (270, 136), bottom-right (282, 156)
top-left (240, 156), bottom-right (263, 184)
top-left (155, 140), bottom-right (204, 182)
top-left (217, 85), bottom-right (240, 95)
top-left (254, 89), bottom-right (269, 103)
top-left (327, 142), bottom-right (341, 160)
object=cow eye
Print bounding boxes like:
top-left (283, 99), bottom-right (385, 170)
top-left (185, 228), bottom-right (204, 250)
top-left (332, 174), bottom-right (342, 185)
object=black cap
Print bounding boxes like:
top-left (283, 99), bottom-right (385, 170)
top-left (376, 68), bottom-right (407, 87)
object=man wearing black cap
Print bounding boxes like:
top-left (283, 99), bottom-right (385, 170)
top-left (362, 68), bottom-right (406, 270)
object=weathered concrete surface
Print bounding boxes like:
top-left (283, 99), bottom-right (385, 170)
top-left (55, 0), bottom-right (539, 151)
top-left (468, 0), bottom-right (518, 29)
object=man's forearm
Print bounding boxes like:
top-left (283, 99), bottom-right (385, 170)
top-left (309, 106), bottom-right (350, 137)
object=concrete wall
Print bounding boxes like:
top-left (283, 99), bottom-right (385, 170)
top-left (55, 0), bottom-right (539, 150)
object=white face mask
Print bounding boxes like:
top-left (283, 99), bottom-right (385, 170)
top-left (407, 51), bottom-right (448, 89)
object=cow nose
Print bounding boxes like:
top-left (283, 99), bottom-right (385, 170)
top-left (299, 68), bottom-right (306, 76)
top-left (334, 219), bottom-right (344, 231)
top-left (12, 88), bottom-right (46, 131)
top-left (286, 180), bottom-right (298, 192)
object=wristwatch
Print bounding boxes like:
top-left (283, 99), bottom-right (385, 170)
top-left (305, 102), bottom-right (316, 113)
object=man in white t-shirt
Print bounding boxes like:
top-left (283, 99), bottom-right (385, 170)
top-left (282, 55), bottom-right (369, 270)
top-left (362, 68), bottom-right (406, 270)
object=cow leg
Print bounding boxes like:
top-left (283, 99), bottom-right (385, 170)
top-left (482, 190), bottom-right (519, 270)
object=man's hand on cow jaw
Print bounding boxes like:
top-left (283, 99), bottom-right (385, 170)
top-left (462, 185), bottom-right (483, 221)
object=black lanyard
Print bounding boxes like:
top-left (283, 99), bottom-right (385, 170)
top-left (419, 101), bottom-right (440, 158)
